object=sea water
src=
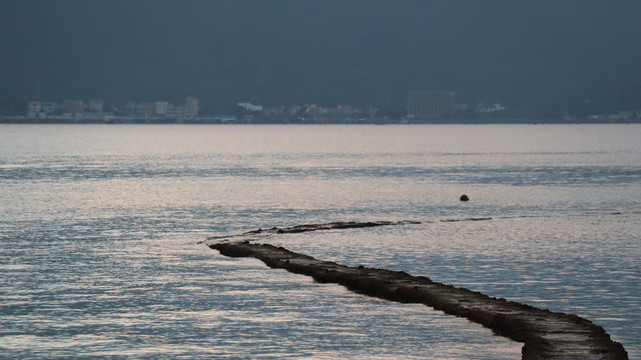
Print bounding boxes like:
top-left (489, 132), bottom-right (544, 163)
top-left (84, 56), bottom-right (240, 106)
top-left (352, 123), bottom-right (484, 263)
top-left (0, 124), bottom-right (639, 359)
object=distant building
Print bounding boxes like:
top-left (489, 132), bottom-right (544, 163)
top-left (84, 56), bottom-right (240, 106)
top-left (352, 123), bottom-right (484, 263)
top-left (238, 102), bottom-right (263, 112)
top-left (27, 101), bottom-right (59, 118)
top-left (407, 91), bottom-right (455, 119)
top-left (123, 103), bottom-right (135, 117)
top-left (477, 103), bottom-right (507, 113)
top-left (136, 102), bottom-right (155, 117)
top-left (63, 99), bottom-right (85, 113)
top-left (155, 101), bottom-right (168, 116)
top-left (88, 99), bottom-right (104, 113)
top-left (166, 104), bottom-right (185, 119)
top-left (27, 101), bottom-right (42, 114)
top-left (27, 101), bottom-right (43, 118)
top-left (42, 102), bottom-right (58, 115)
top-left (184, 97), bottom-right (199, 117)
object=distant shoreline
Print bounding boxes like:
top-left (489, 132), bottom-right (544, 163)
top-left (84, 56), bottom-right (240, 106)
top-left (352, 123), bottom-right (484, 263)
top-left (2, 117), bottom-right (640, 125)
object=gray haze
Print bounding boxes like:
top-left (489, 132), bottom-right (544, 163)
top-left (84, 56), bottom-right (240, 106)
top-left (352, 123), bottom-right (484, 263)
top-left (1, 0), bottom-right (640, 115)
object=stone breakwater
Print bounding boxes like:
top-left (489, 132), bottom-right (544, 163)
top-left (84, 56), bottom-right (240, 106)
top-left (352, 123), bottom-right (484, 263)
top-left (202, 220), bottom-right (423, 243)
top-left (205, 221), bottom-right (628, 360)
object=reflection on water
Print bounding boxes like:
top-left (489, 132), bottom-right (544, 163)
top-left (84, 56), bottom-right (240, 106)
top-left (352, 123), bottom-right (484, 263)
top-left (0, 224), bottom-right (523, 359)
top-left (1, 124), bottom-right (640, 358)
top-left (265, 213), bottom-right (641, 353)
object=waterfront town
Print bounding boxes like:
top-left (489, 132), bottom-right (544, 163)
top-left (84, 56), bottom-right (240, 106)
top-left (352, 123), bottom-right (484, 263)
top-left (2, 91), bottom-right (640, 124)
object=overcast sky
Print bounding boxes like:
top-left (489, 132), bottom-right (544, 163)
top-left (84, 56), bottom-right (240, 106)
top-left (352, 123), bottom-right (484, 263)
top-left (1, 0), bottom-right (640, 113)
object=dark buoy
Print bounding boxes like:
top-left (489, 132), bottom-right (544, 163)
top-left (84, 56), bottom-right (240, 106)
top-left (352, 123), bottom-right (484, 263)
top-left (460, 194), bottom-right (469, 202)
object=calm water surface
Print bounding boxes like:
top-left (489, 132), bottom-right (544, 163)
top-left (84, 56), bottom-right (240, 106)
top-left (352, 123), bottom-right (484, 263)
top-left (1, 124), bottom-right (640, 359)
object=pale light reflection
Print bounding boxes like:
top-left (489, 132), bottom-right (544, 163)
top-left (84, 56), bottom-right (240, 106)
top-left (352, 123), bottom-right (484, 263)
top-left (1, 124), bottom-right (640, 358)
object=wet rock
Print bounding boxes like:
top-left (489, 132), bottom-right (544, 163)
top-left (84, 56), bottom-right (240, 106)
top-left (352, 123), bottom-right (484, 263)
top-left (460, 194), bottom-right (470, 201)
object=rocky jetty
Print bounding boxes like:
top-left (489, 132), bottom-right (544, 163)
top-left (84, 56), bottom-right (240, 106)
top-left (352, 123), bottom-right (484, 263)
top-left (206, 221), bottom-right (628, 360)
top-left (203, 220), bottom-right (422, 243)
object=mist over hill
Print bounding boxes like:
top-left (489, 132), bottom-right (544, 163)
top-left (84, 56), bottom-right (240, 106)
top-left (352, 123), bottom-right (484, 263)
top-left (1, 0), bottom-right (640, 117)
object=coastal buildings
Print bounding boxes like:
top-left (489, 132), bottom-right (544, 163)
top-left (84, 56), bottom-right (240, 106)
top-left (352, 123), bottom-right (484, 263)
top-left (162, 97), bottom-right (199, 119)
top-left (407, 91), bottom-right (456, 120)
top-left (27, 101), bottom-right (58, 118)
top-left (9, 92), bottom-right (640, 124)
top-left (21, 97), bottom-right (199, 121)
